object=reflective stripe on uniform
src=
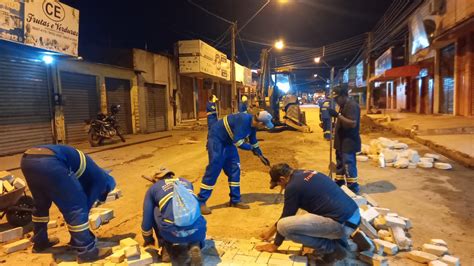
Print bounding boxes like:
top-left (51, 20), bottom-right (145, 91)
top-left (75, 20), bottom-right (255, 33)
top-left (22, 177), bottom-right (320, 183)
top-left (142, 228), bottom-right (153, 236)
top-left (235, 139), bottom-right (245, 147)
top-left (200, 183), bottom-right (215, 190)
top-left (207, 111), bottom-right (217, 116)
top-left (324, 131), bottom-right (331, 134)
top-left (164, 178), bottom-right (178, 184)
top-left (67, 221), bottom-right (90, 232)
top-left (335, 175), bottom-right (345, 181)
top-left (229, 182), bottom-right (240, 187)
top-left (321, 108), bottom-right (327, 111)
top-left (158, 193), bottom-right (173, 210)
top-left (252, 143), bottom-right (259, 148)
top-left (32, 215), bottom-right (49, 223)
top-left (75, 149), bottom-right (87, 178)
top-left (223, 116), bottom-right (234, 140)
top-left (346, 177), bottom-right (358, 183)
top-left (163, 219), bottom-right (173, 224)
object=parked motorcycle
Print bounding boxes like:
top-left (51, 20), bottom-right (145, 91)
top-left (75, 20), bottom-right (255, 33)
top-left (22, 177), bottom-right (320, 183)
top-left (85, 105), bottom-right (126, 147)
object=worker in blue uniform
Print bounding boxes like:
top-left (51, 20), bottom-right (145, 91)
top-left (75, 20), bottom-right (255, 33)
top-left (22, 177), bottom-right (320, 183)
top-left (319, 96), bottom-right (334, 141)
top-left (239, 95), bottom-right (248, 113)
top-left (198, 111), bottom-right (274, 215)
top-left (206, 95), bottom-right (219, 130)
top-left (141, 168), bottom-right (206, 265)
top-left (20, 145), bottom-right (116, 262)
top-left (327, 86), bottom-right (362, 194)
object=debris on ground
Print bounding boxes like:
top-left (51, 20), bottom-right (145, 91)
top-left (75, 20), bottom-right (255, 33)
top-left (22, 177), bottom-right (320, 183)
top-left (335, 186), bottom-right (462, 266)
top-left (357, 137), bottom-right (453, 170)
top-left (0, 171), bottom-right (26, 195)
top-left (178, 136), bottom-right (201, 145)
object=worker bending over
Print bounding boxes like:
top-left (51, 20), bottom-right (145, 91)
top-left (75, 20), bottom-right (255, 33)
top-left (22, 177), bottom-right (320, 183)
top-left (257, 163), bottom-right (367, 264)
top-left (21, 145), bottom-right (116, 262)
top-left (198, 111), bottom-right (273, 215)
top-left (327, 86), bottom-right (362, 194)
top-left (141, 168), bottom-right (206, 265)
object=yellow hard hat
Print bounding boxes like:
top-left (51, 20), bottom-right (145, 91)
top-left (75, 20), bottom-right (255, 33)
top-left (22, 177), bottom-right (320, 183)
top-left (242, 95), bottom-right (248, 102)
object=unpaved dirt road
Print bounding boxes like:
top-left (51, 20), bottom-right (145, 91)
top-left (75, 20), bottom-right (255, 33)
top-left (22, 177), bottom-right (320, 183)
top-left (1, 106), bottom-right (473, 265)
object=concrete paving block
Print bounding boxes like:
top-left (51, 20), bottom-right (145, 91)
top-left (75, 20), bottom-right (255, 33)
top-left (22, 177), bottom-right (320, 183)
top-left (89, 213), bottom-right (102, 230)
top-left (12, 178), bottom-right (26, 189)
top-left (386, 213), bottom-right (398, 217)
top-left (287, 245), bottom-right (302, 254)
top-left (109, 248), bottom-right (126, 263)
top-left (440, 255), bottom-right (460, 266)
top-left (384, 216), bottom-right (405, 227)
top-left (124, 245), bottom-right (141, 258)
top-left (341, 185), bottom-right (357, 198)
top-left (373, 217), bottom-right (388, 230)
top-left (1, 239), bottom-right (31, 254)
top-left (361, 193), bottom-right (378, 207)
top-left (434, 162), bottom-right (452, 170)
top-left (383, 236), bottom-right (395, 243)
top-left (270, 252), bottom-right (292, 260)
top-left (92, 208), bottom-right (114, 223)
top-left (373, 239), bottom-right (398, 255)
top-left (358, 251), bottom-right (388, 266)
top-left (0, 227), bottom-right (23, 243)
top-left (267, 258), bottom-right (293, 266)
top-left (373, 208), bottom-right (390, 215)
top-left (291, 255), bottom-right (308, 265)
top-left (255, 251), bottom-right (271, 264)
top-left (362, 208), bottom-right (380, 223)
top-left (106, 195), bottom-right (117, 203)
top-left (377, 230), bottom-right (390, 239)
top-left (429, 260), bottom-right (448, 266)
top-left (120, 238), bottom-right (139, 249)
top-left (353, 196), bottom-right (368, 207)
top-left (356, 155), bottom-right (369, 162)
top-left (235, 242), bottom-right (254, 252)
top-left (0, 181), bottom-right (3, 195)
top-left (430, 239), bottom-right (447, 247)
top-left (422, 244), bottom-right (448, 256)
top-left (408, 163), bottom-right (417, 169)
top-left (399, 216), bottom-right (412, 229)
top-left (418, 161), bottom-right (434, 168)
top-left (424, 153), bottom-right (441, 160)
top-left (236, 249), bottom-right (260, 258)
top-left (407, 250), bottom-right (438, 263)
top-left (3, 181), bottom-right (15, 192)
top-left (390, 226), bottom-right (412, 250)
top-left (360, 217), bottom-right (378, 239)
top-left (221, 249), bottom-right (238, 260)
top-left (0, 171), bottom-right (14, 183)
top-left (47, 220), bottom-right (58, 229)
top-left (125, 251), bottom-right (153, 266)
top-left (233, 254), bottom-right (257, 263)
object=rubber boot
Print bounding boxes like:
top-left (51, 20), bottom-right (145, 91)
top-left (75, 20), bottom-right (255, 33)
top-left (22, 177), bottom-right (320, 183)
top-left (188, 243), bottom-right (202, 266)
top-left (200, 203), bottom-right (212, 215)
top-left (77, 246), bottom-right (112, 263)
top-left (228, 202), bottom-right (250, 209)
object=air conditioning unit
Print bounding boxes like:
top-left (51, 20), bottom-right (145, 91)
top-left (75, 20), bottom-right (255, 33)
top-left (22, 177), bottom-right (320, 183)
top-left (429, 0), bottom-right (445, 15)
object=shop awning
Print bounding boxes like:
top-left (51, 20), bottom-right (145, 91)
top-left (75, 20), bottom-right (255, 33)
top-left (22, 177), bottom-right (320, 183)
top-left (369, 65), bottom-right (421, 82)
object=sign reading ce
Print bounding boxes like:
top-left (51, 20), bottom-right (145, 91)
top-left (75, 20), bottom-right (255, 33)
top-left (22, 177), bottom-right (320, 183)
top-left (42, 0), bottom-right (65, 22)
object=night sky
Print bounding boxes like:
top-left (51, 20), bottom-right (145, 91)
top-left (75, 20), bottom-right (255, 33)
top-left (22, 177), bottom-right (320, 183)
top-left (61, 0), bottom-right (393, 84)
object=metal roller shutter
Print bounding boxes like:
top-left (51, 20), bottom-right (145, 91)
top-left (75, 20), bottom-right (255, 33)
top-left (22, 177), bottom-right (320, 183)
top-left (146, 84), bottom-right (167, 133)
top-left (0, 54), bottom-right (54, 156)
top-left (61, 72), bottom-right (99, 143)
top-left (105, 78), bottom-right (133, 134)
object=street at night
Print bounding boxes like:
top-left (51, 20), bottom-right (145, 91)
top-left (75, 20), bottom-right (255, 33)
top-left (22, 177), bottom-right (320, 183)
top-left (0, 0), bottom-right (473, 266)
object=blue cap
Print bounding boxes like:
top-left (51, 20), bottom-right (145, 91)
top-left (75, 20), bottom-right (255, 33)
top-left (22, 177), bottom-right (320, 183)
top-left (257, 111), bottom-right (274, 129)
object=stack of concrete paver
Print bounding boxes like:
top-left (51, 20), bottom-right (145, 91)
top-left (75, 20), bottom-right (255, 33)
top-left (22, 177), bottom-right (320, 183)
top-left (0, 227), bottom-right (31, 255)
top-left (0, 171), bottom-right (27, 195)
top-left (357, 137), bottom-right (452, 170)
top-left (336, 186), bottom-right (461, 266)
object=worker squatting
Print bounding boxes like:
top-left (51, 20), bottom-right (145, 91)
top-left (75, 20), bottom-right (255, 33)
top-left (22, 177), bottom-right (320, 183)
top-left (19, 85), bottom-right (363, 265)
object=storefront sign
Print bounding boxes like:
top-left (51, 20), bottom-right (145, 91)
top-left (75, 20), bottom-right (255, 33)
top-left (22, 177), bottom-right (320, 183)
top-left (410, 13), bottom-right (429, 55)
top-left (375, 48), bottom-right (392, 76)
top-left (356, 60), bottom-right (366, 88)
top-left (0, 0), bottom-right (79, 56)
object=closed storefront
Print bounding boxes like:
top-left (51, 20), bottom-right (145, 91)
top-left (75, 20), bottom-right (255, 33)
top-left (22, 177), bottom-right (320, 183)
top-left (218, 82), bottom-right (232, 115)
top-left (146, 83), bottom-right (167, 133)
top-left (440, 44), bottom-right (455, 114)
top-left (105, 78), bottom-right (133, 134)
top-left (61, 72), bottom-right (99, 143)
top-left (180, 76), bottom-right (195, 120)
top-left (197, 79), bottom-right (207, 119)
top-left (0, 53), bottom-right (54, 156)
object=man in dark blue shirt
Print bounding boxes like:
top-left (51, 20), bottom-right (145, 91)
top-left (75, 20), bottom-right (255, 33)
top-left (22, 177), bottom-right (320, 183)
top-left (327, 86), bottom-right (362, 194)
top-left (319, 96), bottom-right (335, 141)
top-left (256, 163), bottom-right (361, 264)
top-left (141, 168), bottom-right (206, 265)
top-left (21, 145), bottom-right (116, 263)
top-left (206, 95), bottom-right (219, 130)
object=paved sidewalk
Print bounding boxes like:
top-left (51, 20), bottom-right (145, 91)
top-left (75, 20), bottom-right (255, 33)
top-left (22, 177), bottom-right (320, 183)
top-left (0, 131), bottom-right (172, 172)
top-left (366, 112), bottom-right (474, 168)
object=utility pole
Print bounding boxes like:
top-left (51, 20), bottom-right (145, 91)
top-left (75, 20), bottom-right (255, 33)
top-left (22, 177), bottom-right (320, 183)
top-left (231, 22), bottom-right (237, 112)
top-left (329, 66), bottom-right (335, 94)
top-left (366, 32), bottom-right (373, 112)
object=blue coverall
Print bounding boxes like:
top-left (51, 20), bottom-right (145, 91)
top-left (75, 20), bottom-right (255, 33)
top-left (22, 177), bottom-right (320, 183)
top-left (206, 101), bottom-right (218, 130)
top-left (198, 113), bottom-right (263, 204)
top-left (238, 102), bottom-right (248, 113)
top-left (319, 99), bottom-right (333, 140)
top-left (20, 145), bottom-right (116, 252)
top-left (141, 177), bottom-right (206, 247)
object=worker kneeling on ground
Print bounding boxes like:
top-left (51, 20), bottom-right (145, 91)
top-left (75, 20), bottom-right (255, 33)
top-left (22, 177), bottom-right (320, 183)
top-left (20, 145), bottom-right (116, 262)
top-left (256, 163), bottom-right (369, 264)
top-left (198, 111), bottom-right (273, 215)
top-left (141, 168), bottom-right (206, 265)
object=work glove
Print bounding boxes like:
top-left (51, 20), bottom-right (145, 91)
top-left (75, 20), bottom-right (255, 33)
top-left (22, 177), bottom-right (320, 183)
top-left (259, 155), bottom-right (271, 167)
top-left (327, 108), bottom-right (339, 118)
top-left (252, 147), bottom-right (263, 156)
top-left (143, 235), bottom-right (155, 247)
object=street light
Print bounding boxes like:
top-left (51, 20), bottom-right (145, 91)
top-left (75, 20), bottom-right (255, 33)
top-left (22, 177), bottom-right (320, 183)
top-left (278, 0), bottom-right (290, 3)
top-left (274, 40), bottom-right (285, 50)
top-left (314, 57), bottom-right (321, 64)
top-left (313, 74), bottom-right (318, 78)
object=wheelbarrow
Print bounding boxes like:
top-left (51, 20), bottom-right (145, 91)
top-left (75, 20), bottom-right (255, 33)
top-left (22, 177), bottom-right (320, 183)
top-left (0, 186), bottom-right (35, 227)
